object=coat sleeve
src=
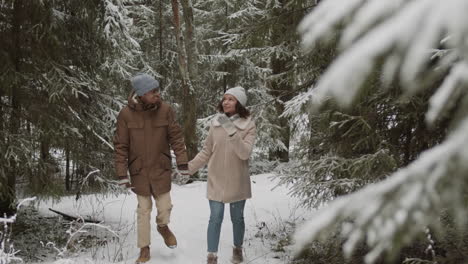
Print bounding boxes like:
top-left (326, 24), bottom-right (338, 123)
top-left (188, 126), bottom-right (214, 174)
top-left (227, 121), bottom-right (256, 160)
top-left (113, 110), bottom-right (129, 178)
top-left (167, 106), bottom-right (188, 166)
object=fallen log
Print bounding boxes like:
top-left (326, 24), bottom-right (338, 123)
top-left (49, 208), bottom-right (100, 223)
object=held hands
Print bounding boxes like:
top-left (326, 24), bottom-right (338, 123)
top-left (177, 164), bottom-right (190, 177)
top-left (217, 114), bottom-right (237, 136)
top-left (172, 164), bottom-right (191, 184)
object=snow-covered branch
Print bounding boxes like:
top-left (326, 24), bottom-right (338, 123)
top-left (0, 198), bottom-right (36, 264)
top-left (298, 0), bottom-right (468, 110)
top-left (294, 116), bottom-right (468, 262)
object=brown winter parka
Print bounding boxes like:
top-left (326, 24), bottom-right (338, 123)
top-left (113, 92), bottom-right (188, 196)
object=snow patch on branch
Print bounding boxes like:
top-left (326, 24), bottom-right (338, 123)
top-left (427, 61), bottom-right (468, 123)
top-left (297, 0), bottom-right (468, 109)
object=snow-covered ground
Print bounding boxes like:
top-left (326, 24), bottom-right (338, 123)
top-left (35, 174), bottom-right (308, 264)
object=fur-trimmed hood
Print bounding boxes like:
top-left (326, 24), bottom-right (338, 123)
top-left (127, 91), bottom-right (159, 111)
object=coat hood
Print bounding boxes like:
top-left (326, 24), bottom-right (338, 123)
top-left (127, 91), bottom-right (159, 111)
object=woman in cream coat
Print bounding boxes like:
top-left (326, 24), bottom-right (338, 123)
top-left (189, 86), bottom-right (256, 264)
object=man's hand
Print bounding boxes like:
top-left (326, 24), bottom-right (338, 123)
top-left (118, 176), bottom-right (131, 188)
top-left (172, 164), bottom-right (192, 184)
top-left (217, 114), bottom-right (237, 136)
top-left (177, 164), bottom-right (190, 177)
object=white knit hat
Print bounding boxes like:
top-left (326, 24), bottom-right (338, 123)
top-left (225, 86), bottom-right (247, 106)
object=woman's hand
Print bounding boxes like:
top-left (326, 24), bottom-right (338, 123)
top-left (177, 164), bottom-right (191, 176)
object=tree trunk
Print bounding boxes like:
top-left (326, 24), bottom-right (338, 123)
top-left (159, 0), bottom-right (163, 61)
top-left (180, 0), bottom-right (198, 80)
top-left (171, 0), bottom-right (198, 163)
top-left (269, 56), bottom-right (291, 162)
top-left (38, 135), bottom-right (52, 190)
top-left (403, 124), bottom-right (411, 166)
top-left (1, 0), bottom-right (24, 216)
top-left (157, 0), bottom-right (165, 89)
top-left (223, 3), bottom-right (228, 92)
top-left (0, 85), bottom-right (3, 138)
top-left (65, 144), bottom-right (71, 191)
top-left (71, 159), bottom-right (76, 190)
top-left (170, 0), bottom-right (189, 86)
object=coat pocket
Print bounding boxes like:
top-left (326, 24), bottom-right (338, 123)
top-left (160, 152), bottom-right (172, 170)
top-left (128, 157), bottom-right (142, 176)
top-left (128, 122), bottom-right (143, 129)
top-left (128, 122), bottom-right (144, 142)
top-left (152, 120), bottom-right (169, 127)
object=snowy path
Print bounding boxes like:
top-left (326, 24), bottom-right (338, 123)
top-left (38, 174), bottom-right (305, 264)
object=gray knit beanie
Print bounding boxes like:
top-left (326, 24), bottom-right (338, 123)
top-left (130, 73), bottom-right (160, 96)
top-left (225, 86), bottom-right (247, 106)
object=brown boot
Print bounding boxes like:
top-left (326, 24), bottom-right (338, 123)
top-left (135, 246), bottom-right (150, 264)
top-left (207, 253), bottom-right (218, 264)
top-left (231, 247), bottom-right (243, 263)
top-left (157, 225), bottom-right (177, 248)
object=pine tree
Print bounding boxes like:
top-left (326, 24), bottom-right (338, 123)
top-left (0, 0), bottom-right (143, 214)
top-left (193, 0), bottom-right (318, 161)
top-left (290, 0), bottom-right (468, 262)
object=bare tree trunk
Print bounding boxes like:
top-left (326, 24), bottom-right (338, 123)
top-left (171, 0), bottom-right (198, 163)
top-left (180, 0), bottom-right (198, 79)
top-left (171, 0), bottom-right (189, 85)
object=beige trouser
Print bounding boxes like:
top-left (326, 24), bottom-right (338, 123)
top-left (137, 192), bottom-right (173, 248)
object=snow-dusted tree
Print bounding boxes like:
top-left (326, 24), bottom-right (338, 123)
top-left (289, 0), bottom-right (468, 262)
top-left (280, 76), bottom-right (448, 210)
top-left (194, 0), bottom-right (319, 161)
top-left (0, 0), bottom-right (143, 214)
top-left (124, 0), bottom-right (202, 161)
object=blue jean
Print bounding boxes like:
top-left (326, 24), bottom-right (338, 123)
top-left (207, 200), bottom-right (246, 253)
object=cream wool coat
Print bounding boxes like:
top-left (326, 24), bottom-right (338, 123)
top-left (189, 114), bottom-right (256, 203)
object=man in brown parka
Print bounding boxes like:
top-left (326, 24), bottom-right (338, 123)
top-left (113, 73), bottom-right (189, 264)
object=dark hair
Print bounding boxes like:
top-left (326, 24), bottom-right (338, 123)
top-left (217, 99), bottom-right (251, 118)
